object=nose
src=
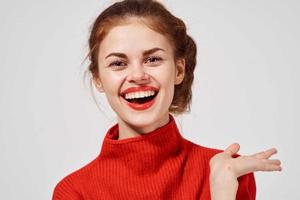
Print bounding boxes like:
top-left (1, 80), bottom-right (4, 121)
top-left (126, 64), bottom-right (150, 84)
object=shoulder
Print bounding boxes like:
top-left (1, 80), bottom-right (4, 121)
top-left (52, 157), bottom-right (99, 200)
top-left (181, 138), bottom-right (223, 173)
top-left (183, 138), bottom-right (223, 159)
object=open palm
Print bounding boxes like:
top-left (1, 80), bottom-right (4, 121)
top-left (209, 143), bottom-right (282, 200)
top-left (210, 143), bottom-right (281, 178)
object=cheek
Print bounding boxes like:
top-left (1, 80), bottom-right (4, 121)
top-left (99, 71), bottom-right (125, 95)
top-left (154, 64), bottom-right (176, 86)
top-left (151, 65), bottom-right (176, 100)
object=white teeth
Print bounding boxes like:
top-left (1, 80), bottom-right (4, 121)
top-left (124, 90), bottom-right (156, 100)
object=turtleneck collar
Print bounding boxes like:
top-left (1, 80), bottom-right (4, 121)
top-left (98, 114), bottom-right (185, 173)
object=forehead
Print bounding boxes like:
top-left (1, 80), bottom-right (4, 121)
top-left (98, 19), bottom-right (174, 57)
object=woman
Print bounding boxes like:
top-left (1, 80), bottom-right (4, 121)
top-left (53, 0), bottom-right (281, 199)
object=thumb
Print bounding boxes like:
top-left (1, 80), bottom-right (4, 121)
top-left (224, 143), bottom-right (240, 156)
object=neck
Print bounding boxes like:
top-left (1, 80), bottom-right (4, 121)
top-left (99, 113), bottom-right (185, 174)
top-left (117, 113), bottom-right (170, 140)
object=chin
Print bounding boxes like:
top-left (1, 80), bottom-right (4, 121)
top-left (120, 111), bottom-right (169, 132)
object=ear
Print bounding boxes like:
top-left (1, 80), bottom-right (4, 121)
top-left (93, 77), bottom-right (104, 93)
top-left (174, 58), bottom-right (185, 85)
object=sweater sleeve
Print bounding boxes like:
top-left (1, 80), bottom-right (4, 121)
top-left (52, 176), bottom-right (83, 200)
top-left (236, 172), bottom-right (256, 200)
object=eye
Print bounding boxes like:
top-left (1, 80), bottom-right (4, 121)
top-left (108, 60), bottom-right (127, 70)
top-left (144, 56), bottom-right (162, 64)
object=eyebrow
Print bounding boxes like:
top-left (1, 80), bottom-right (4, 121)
top-left (105, 47), bottom-right (165, 59)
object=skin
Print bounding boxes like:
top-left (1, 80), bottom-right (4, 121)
top-left (93, 17), bottom-right (282, 198)
top-left (210, 143), bottom-right (282, 200)
top-left (93, 18), bottom-right (185, 140)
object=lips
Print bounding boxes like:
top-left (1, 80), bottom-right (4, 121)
top-left (120, 86), bottom-right (159, 96)
top-left (120, 86), bottom-right (159, 111)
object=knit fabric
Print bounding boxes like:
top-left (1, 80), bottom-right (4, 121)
top-left (52, 114), bottom-right (256, 199)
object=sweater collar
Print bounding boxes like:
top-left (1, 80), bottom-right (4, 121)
top-left (98, 114), bottom-right (185, 172)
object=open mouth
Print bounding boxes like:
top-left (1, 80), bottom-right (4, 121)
top-left (121, 91), bottom-right (158, 104)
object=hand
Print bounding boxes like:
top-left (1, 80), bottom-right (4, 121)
top-left (209, 143), bottom-right (282, 200)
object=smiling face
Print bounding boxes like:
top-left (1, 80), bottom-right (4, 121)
top-left (94, 18), bottom-right (185, 139)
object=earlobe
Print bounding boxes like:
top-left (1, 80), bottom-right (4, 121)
top-left (175, 58), bottom-right (185, 85)
top-left (93, 77), bottom-right (104, 93)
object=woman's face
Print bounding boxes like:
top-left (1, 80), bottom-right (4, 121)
top-left (94, 19), bottom-right (185, 136)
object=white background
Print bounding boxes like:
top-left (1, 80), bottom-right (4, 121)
top-left (0, 0), bottom-right (299, 199)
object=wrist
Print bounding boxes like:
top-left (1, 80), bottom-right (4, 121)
top-left (210, 173), bottom-right (239, 200)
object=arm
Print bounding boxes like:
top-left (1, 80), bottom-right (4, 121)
top-left (209, 143), bottom-right (281, 200)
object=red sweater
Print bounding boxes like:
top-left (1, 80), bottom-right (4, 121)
top-left (53, 114), bottom-right (256, 199)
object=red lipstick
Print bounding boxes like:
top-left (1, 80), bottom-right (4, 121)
top-left (120, 86), bottom-right (159, 96)
top-left (125, 98), bottom-right (156, 110)
top-left (120, 86), bottom-right (159, 111)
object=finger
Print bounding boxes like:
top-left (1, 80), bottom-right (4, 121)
top-left (259, 163), bottom-right (282, 172)
top-left (253, 159), bottom-right (282, 172)
top-left (224, 143), bottom-right (240, 156)
top-left (235, 156), bottom-right (282, 177)
top-left (252, 148), bottom-right (278, 159)
top-left (266, 159), bottom-right (281, 165)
